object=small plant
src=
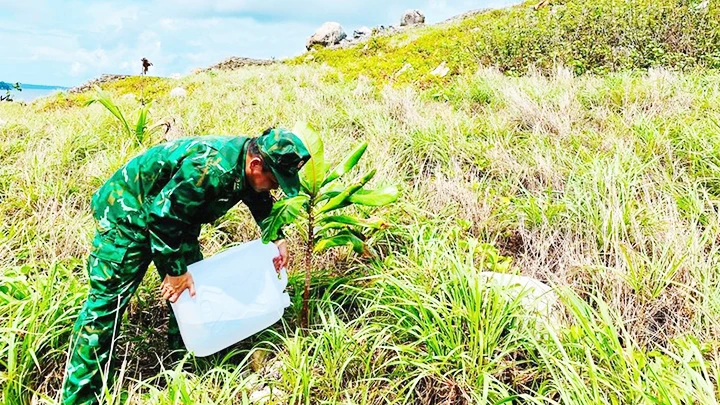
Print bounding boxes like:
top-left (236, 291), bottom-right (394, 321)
top-left (85, 85), bottom-right (166, 145)
top-left (262, 122), bottom-right (399, 328)
top-left (0, 82), bottom-right (21, 102)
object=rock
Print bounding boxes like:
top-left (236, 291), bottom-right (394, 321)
top-left (260, 359), bottom-right (283, 380)
top-left (249, 387), bottom-right (271, 403)
top-left (393, 63), bottom-right (412, 78)
top-left (694, 0), bottom-right (708, 11)
top-left (400, 9), bottom-right (425, 26)
top-left (430, 61), bottom-right (450, 77)
top-left (200, 57), bottom-right (275, 73)
top-left (353, 26), bottom-right (371, 39)
top-left (69, 74), bottom-right (131, 94)
top-left (327, 25), bottom-right (375, 50)
top-left (169, 87), bottom-right (187, 98)
top-left (306, 22), bottom-right (347, 50)
top-left (248, 386), bottom-right (287, 404)
top-left (374, 25), bottom-right (397, 35)
top-left (478, 272), bottom-right (558, 323)
top-left (0, 118), bottom-right (6, 127)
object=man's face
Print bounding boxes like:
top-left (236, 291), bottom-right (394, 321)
top-left (247, 157), bottom-right (280, 192)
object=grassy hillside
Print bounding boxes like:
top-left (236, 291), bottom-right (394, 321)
top-left (301, 0), bottom-right (719, 86)
top-left (2, 1), bottom-right (720, 404)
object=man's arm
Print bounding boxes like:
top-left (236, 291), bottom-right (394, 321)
top-left (242, 190), bottom-right (284, 239)
top-left (242, 191), bottom-right (288, 271)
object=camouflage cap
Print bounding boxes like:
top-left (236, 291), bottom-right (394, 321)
top-left (256, 128), bottom-right (311, 197)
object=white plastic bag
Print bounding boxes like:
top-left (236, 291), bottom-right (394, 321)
top-left (170, 239), bottom-right (291, 357)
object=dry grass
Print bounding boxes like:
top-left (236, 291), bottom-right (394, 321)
top-left (1, 63), bottom-right (720, 403)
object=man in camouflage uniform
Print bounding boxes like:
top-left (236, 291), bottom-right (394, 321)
top-left (61, 128), bottom-right (311, 405)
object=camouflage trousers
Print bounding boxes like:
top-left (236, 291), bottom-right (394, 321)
top-left (61, 224), bottom-right (201, 405)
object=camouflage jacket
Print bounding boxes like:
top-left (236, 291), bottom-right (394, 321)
top-left (91, 136), bottom-right (276, 277)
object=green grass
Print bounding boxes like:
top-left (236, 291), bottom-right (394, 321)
top-left (2, 21), bottom-right (720, 404)
top-left (297, 0), bottom-right (720, 87)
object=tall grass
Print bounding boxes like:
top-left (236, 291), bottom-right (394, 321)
top-left (1, 63), bottom-right (720, 403)
top-left (302, 0), bottom-right (720, 86)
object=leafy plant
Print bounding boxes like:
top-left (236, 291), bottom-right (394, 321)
top-left (85, 85), bottom-right (165, 145)
top-left (262, 122), bottom-right (399, 328)
top-left (0, 82), bottom-right (21, 102)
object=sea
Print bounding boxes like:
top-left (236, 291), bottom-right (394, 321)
top-left (2, 84), bottom-right (70, 102)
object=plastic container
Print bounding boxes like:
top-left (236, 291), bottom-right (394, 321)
top-left (170, 239), bottom-right (291, 357)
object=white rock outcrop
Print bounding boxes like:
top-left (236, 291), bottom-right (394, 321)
top-left (169, 87), bottom-right (187, 98)
top-left (306, 22), bottom-right (347, 50)
top-left (400, 9), bottom-right (425, 26)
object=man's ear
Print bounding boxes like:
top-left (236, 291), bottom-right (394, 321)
top-left (249, 156), bottom-right (263, 170)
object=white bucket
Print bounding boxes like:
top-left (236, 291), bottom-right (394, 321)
top-left (170, 239), bottom-right (291, 357)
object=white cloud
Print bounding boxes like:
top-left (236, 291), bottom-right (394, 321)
top-left (85, 3), bottom-right (140, 34)
top-left (0, 0), bottom-right (520, 85)
top-left (70, 62), bottom-right (86, 76)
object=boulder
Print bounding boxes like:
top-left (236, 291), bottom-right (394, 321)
top-left (478, 272), bottom-right (559, 324)
top-left (400, 9), bottom-right (425, 26)
top-left (430, 61), bottom-right (450, 77)
top-left (393, 63), bottom-right (413, 78)
top-left (694, 0), bottom-right (708, 11)
top-left (169, 87), bottom-right (187, 98)
top-left (306, 22), bottom-right (347, 50)
top-left (249, 386), bottom-right (287, 404)
top-left (375, 25), bottom-right (397, 35)
top-left (353, 26), bottom-right (371, 39)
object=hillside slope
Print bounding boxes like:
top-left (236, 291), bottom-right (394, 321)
top-left (301, 0), bottom-right (719, 86)
top-left (1, 2), bottom-right (720, 404)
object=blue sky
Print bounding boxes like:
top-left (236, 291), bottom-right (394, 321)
top-left (0, 0), bottom-right (518, 87)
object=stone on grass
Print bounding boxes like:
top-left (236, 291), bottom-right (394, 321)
top-left (354, 26), bottom-right (371, 39)
top-left (400, 9), bottom-right (425, 26)
top-left (430, 61), bottom-right (450, 77)
top-left (169, 87), bottom-right (187, 98)
top-left (306, 22), bottom-right (347, 50)
top-left (394, 63), bottom-right (413, 78)
top-left (478, 272), bottom-right (558, 324)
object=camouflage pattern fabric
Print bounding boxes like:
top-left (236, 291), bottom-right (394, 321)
top-left (62, 135), bottom-right (277, 405)
top-left (256, 128), bottom-right (311, 197)
top-left (92, 135), bottom-right (275, 277)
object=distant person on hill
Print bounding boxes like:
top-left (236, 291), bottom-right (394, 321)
top-left (141, 57), bottom-right (152, 75)
top-left (60, 128), bottom-right (311, 405)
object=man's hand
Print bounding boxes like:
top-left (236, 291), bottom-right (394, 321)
top-left (161, 273), bottom-right (196, 303)
top-left (273, 239), bottom-right (289, 274)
